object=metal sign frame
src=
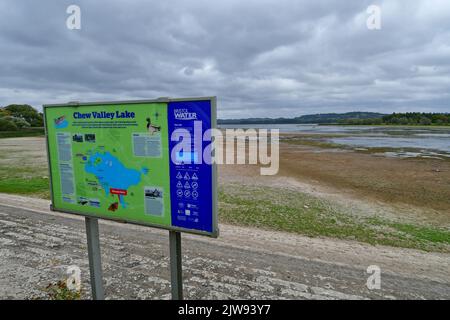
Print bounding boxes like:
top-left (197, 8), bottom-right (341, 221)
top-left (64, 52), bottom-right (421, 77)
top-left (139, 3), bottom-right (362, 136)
top-left (43, 97), bottom-right (219, 300)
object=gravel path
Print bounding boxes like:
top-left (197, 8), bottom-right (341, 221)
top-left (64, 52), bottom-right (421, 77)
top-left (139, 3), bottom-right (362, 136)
top-left (0, 193), bottom-right (449, 300)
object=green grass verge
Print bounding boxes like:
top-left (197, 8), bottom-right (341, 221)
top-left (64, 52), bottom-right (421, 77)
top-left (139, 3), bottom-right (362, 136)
top-left (0, 177), bottom-right (50, 199)
top-left (0, 128), bottom-right (45, 139)
top-left (219, 184), bottom-right (450, 252)
top-left (0, 165), bottom-right (50, 199)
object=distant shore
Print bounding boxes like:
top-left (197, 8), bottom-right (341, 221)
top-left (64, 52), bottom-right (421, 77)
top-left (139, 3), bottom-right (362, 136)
top-left (219, 123), bottom-right (450, 128)
top-left (320, 123), bottom-right (450, 127)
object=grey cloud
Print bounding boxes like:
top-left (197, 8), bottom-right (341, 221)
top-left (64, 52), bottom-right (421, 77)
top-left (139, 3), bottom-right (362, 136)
top-left (0, 0), bottom-right (449, 118)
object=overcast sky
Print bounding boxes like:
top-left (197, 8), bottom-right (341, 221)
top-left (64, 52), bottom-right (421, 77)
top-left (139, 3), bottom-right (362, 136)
top-left (0, 0), bottom-right (449, 118)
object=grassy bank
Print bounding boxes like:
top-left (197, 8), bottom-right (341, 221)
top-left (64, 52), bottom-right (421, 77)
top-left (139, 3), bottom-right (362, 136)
top-left (0, 136), bottom-right (50, 199)
top-left (219, 184), bottom-right (450, 252)
top-left (0, 128), bottom-right (45, 139)
top-left (0, 165), bottom-right (50, 199)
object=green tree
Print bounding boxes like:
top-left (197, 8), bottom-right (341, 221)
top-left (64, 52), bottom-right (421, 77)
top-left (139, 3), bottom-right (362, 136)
top-left (0, 108), bottom-right (11, 117)
top-left (419, 117), bottom-right (432, 125)
top-left (0, 118), bottom-right (18, 131)
top-left (1, 116), bottom-right (31, 128)
top-left (3, 104), bottom-right (43, 127)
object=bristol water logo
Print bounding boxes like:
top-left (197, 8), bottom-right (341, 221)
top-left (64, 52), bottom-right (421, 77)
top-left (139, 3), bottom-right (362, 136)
top-left (174, 108), bottom-right (197, 120)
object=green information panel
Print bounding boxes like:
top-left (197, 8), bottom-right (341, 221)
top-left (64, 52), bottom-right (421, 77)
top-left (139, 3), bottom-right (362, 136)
top-left (44, 98), bottom-right (217, 237)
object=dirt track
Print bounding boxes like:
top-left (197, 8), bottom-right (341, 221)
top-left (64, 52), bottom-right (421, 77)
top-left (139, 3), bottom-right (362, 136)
top-left (0, 194), bottom-right (449, 299)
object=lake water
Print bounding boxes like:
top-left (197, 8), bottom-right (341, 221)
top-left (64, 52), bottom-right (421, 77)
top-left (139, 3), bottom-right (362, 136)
top-left (219, 124), bottom-right (450, 158)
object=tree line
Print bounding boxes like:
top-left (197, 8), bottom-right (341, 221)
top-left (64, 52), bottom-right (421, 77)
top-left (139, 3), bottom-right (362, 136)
top-left (218, 112), bottom-right (385, 125)
top-left (0, 104), bottom-right (44, 131)
top-left (339, 112), bottom-right (450, 126)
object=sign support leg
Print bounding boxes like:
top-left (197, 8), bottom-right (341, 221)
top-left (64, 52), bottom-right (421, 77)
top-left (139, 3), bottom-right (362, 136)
top-left (169, 230), bottom-right (183, 300)
top-left (85, 217), bottom-right (105, 300)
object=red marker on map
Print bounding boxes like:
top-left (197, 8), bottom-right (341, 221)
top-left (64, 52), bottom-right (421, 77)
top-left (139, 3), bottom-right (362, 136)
top-left (110, 188), bottom-right (127, 206)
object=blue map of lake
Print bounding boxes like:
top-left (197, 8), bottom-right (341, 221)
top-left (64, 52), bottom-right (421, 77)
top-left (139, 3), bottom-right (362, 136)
top-left (85, 151), bottom-right (142, 207)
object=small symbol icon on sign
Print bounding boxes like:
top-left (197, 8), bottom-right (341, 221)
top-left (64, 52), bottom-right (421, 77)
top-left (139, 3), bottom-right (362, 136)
top-left (191, 182), bottom-right (198, 189)
top-left (176, 189), bottom-right (183, 197)
top-left (184, 190), bottom-right (191, 198)
top-left (184, 181), bottom-right (190, 189)
top-left (176, 172), bottom-right (183, 179)
top-left (184, 172), bottom-right (190, 180)
top-left (192, 190), bottom-right (199, 198)
top-left (177, 181), bottom-right (183, 188)
top-left (192, 173), bottom-right (198, 180)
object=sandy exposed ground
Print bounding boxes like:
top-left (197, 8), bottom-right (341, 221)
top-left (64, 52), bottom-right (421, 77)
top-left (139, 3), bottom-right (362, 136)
top-left (0, 137), bottom-right (47, 168)
top-left (219, 138), bottom-right (450, 227)
top-left (0, 194), bottom-right (449, 299)
top-left (280, 142), bottom-right (450, 223)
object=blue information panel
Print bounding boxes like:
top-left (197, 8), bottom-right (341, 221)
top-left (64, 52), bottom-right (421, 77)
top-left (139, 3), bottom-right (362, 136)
top-left (168, 100), bottom-right (216, 235)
